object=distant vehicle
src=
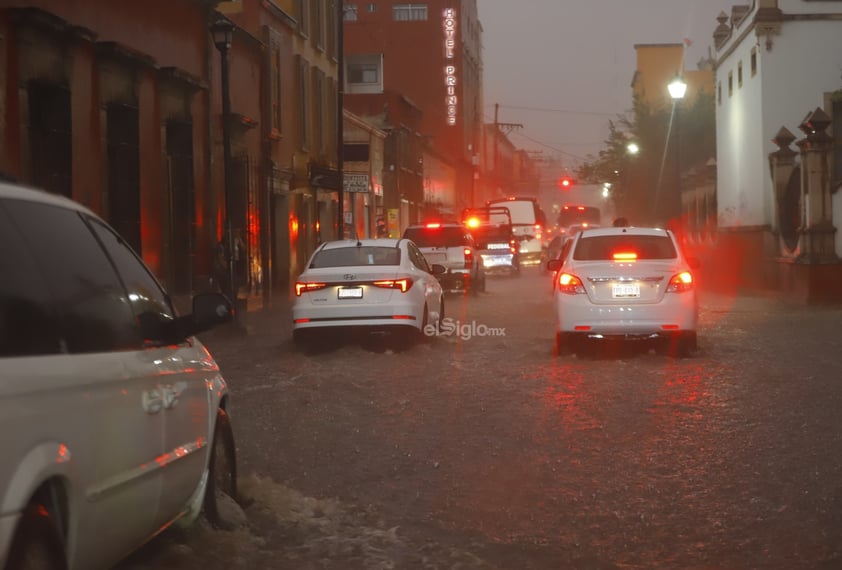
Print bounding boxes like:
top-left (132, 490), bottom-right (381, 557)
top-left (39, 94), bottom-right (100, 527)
top-left (0, 181), bottom-right (237, 570)
top-left (462, 206), bottom-right (519, 276)
top-left (292, 238), bottom-right (445, 347)
top-left (547, 225), bottom-right (700, 357)
top-left (485, 196), bottom-right (548, 266)
top-left (556, 204), bottom-right (602, 239)
top-left (403, 222), bottom-right (486, 294)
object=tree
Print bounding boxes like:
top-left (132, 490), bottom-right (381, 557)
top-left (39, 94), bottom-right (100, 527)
top-left (577, 90), bottom-right (716, 225)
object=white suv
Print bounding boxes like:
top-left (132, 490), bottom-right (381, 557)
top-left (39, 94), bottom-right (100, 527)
top-left (0, 182), bottom-right (237, 569)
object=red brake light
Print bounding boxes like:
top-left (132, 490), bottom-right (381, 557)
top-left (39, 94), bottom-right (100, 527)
top-left (373, 278), bottom-right (413, 292)
top-left (463, 247), bottom-right (473, 269)
top-left (425, 223), bottom-right (441, 229)
top-left (295, 282), bottom-right (327, 296)
top-left (465, 217), bottom-right (480, 228)
top-left (612, 252), bottom-right (638, 261)
top-left (557, 273), bottom-right (586, 295)
top-left (666, 271), bottom-right (693, 293)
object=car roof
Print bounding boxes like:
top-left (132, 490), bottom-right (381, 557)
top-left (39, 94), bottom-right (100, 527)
top-left (0, 180), bottom-right (95, 216)
top-left (578, 226), bottom-right (669, 238)
top-left (318, 238), bottom-right (402, 250)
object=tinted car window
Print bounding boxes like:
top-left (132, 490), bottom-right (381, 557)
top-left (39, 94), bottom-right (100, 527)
top-left (3, 199), bottom-right (141, 353)
top-left (403, 227), bottom-right (467, 248)
top-left (470, 225), bottom-right (511, 249)
top-left (407, 242), bottom-right (431, 272)
top-left (87, 218), bottom-right (175, 324)
top-left (0, 203), bottom-right (62, 356)
top-left (310, 246), bottom-right (401, 268)
top-left (573, 235), bottom-right (677, 261)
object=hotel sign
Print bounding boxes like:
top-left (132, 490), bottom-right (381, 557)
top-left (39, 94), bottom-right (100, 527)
top-left (443, 8), bottom-right (457, 126)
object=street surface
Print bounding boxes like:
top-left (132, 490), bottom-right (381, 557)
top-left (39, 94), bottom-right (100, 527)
top-left (120, 267), bottom-right (842, 570)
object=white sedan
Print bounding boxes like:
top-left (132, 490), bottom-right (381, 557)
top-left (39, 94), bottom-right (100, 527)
top-left (547, 226), bottom-right (700, 357)
top-left (293, 238), bottom-right (445, 346)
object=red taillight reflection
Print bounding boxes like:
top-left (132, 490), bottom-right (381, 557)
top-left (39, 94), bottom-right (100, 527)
top-left (295, 282), bottom-right (327, 296)
top-left (373, 278), bottom-right (413, 292)
top-left (666, 271), bottom-right (693, 293)
top-left (557, 273), bottom-right (586, 295)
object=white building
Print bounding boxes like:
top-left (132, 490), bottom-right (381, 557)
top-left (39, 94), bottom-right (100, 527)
top-left (714, 0), bottom-right (842, 249)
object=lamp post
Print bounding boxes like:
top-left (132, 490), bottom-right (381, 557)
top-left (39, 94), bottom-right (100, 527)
top-left (667, 74), bottom-right (687, 222)
top-left (210, 17), bottom-right (237, 317)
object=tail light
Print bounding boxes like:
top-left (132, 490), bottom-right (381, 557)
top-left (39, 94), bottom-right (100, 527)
top-left (666, 271), bottom-right (693, 293)
top-left (557, 273), bottom-right (586, 295)
top-left (295, 282), bottom-right (327, 296)
top-left (373, 278), bottom-right (413, 292)
top-left (535, 224), bottom-right (543, 240)
top-left (464, 247), bottom-right (473, 269)
top-left (612, 252), bottom-right (638, 262)
top-left (510, 239), bottom-right (517, 254)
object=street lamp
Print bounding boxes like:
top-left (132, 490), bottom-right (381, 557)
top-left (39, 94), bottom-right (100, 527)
top-left (626, 141), bottom-right (640, 155)
top-left (210, 17), bottom-right (237, 317)
top-left (667, 74), bottom-right (687, 222)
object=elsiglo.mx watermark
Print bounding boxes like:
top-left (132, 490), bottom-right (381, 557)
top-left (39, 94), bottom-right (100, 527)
top-left (423, 318), bottom-right (506, 340)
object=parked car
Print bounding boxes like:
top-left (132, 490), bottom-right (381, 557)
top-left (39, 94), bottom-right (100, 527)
top-left (292, 238), bottom-right (445, 347)
top-left (547, 226), bottom-right (700, 357)
top-left (0, 181), bottom-right (237, 570)
top-left (402, 222), bottom-right (486, 294)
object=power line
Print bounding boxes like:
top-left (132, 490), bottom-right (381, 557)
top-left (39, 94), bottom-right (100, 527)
top-left (491, 103), bottom-right (623, 118)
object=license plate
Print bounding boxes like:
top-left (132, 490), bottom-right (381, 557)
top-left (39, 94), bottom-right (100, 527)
top-left (612, 283), bottom-right (640, 298)
top-left (338, 287), bottom-right (363, 299)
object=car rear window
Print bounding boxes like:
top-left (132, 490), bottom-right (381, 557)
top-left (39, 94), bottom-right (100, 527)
top-left (470, 225), bottom-right (511, 248)
top-left (403, 227), bottom-right (466, 248)
top-left (310, 246), bottom-right (401, 268)
top-left (573, 235), bottom-right (677, 261)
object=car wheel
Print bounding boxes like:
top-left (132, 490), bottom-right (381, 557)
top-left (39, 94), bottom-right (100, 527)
top-left (203, 408), bottom-right (238, 529)
top-left (4, 502), bottom-right (66, 570)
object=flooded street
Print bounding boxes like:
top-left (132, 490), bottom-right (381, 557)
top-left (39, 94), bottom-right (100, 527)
top-left (122, 268), bottom-right (842, 569)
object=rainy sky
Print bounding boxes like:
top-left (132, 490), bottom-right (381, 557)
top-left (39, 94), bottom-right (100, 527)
top-left (477, 0), bottom-right (738, 167)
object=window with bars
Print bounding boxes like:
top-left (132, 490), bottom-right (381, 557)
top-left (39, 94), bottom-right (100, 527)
top-left (311, 0), bottom-right (325, 51)
top-left (295, 0), bottom-right (310, 37)
top-left (393, 3), bottom-right (427, 21)
top-left (313, 67), bottom-right (326, 155)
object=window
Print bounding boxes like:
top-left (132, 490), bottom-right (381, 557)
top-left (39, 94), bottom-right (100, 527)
top-left (393, 3), bottom-right (428, 21)
top-left (407, 242), bottom-right (431, 273)
top-left (403, 226), bottom-right (467, 248)
top-left (344, 3), bottom-right (358, 21)
top-left (738, 60), bottom-right (743, 88)
top-left (297, 56), bottom-right (311, 151)
top-left (751, 47), bottom-right (757, 77)
top-left (344, 143), bottom-right (370, 161)
top-left (348, 62), bottom-right (378, 84)
top-left (312, 67), bottom-right (326, 155)
top-left (573, 235), bottom-right (677, 261)
top-left (311, 0), bottom-right (325, 50)
top-left (295, 0), bottom-right (310, 37)
top-left (87, 218), bottom-right (176, 344)
top-left (0, 202), bottom-right (61, 356)
top-left (270, 40), bottom-right (282, 134)
top-left (717, 81), bottom-right (722, 105)
top-left (728, 71), bottom-right (733, 97)
top-left (310, 246), bottom-right (401, 267)
top-left (3, 199), bottom-right (141, 353)
top-left (367, 3), bottom-right (377, 12)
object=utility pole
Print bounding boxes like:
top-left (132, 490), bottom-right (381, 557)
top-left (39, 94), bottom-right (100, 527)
top-left (336, 0), bottom-right (344, 239)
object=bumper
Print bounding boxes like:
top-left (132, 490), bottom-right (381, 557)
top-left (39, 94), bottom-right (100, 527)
top-left (555, 293), bottom-right (697, 335)
top-left (293, 300), bottom-right (423, 331)
top-left (480, 253), bottom-right (516, 273)
top-left (435, 269), bottom-right (472, 291)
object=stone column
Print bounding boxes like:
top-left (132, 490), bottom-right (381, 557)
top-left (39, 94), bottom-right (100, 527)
top-left (768, 127), bottom-right (797, 235)
top-left (796, 108), bottom-right (837, 262)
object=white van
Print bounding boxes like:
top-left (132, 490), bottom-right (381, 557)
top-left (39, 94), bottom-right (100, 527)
top-left (486, 196), bottom-right (548, 266)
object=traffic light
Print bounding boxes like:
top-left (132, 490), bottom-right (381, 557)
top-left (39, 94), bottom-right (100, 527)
top-left (557, 175), bottom-right (576, 189)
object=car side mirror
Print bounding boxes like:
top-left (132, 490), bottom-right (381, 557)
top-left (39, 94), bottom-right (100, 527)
top-left (431, 263), bottom-right (447, 275)
top-left (547, 259), bottom-right (563, 272)
top-left (191, 292), bottom-right (234, 333)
